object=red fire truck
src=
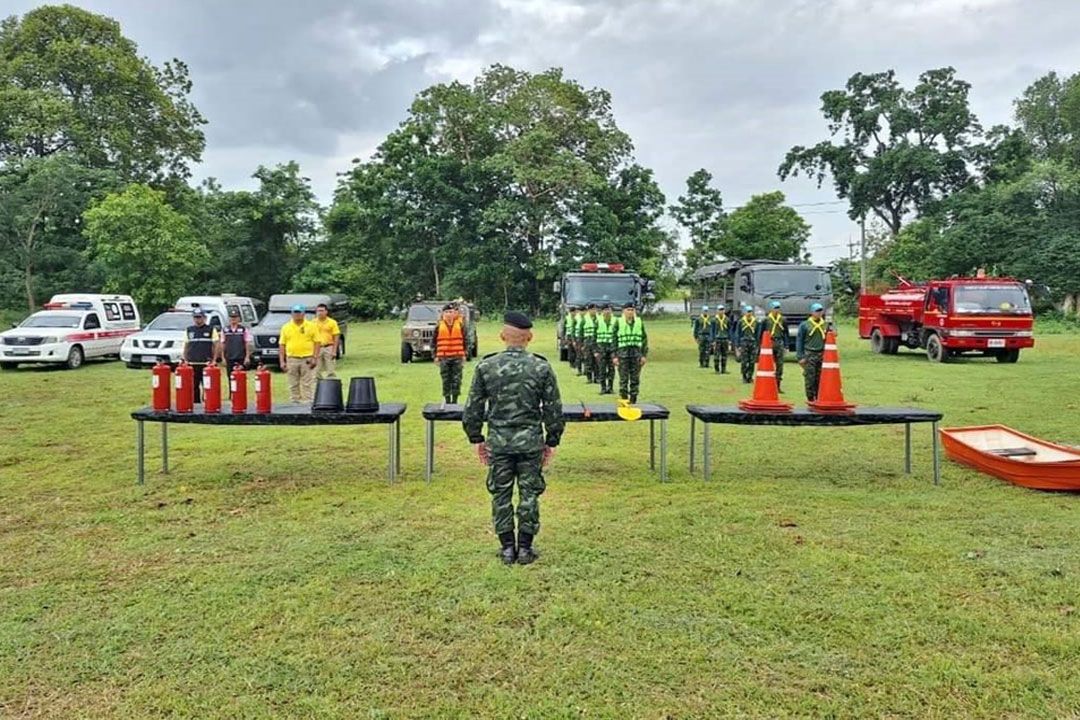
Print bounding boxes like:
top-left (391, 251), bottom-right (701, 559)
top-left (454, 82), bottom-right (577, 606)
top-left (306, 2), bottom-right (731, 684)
top-left (858, 275), bottom-right (1035, 363)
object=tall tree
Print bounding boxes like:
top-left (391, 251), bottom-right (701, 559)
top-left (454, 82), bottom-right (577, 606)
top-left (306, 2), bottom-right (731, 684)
top-left (670, 168), bottom-right (725, 271)
top-left (0, 5), bottom-right (205, 180)
top-left (83, 184), bottom-right (209, 314)
top-left (779, 67), bottom-right (981, 235)
top-left (716, 191), bottom-right (810, 262)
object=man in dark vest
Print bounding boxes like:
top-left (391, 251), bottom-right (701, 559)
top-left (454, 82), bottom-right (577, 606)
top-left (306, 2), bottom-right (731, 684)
top-left (216, 309), bottom-right (251, 397)
top-left (183, 308), bottom-right (219, 403)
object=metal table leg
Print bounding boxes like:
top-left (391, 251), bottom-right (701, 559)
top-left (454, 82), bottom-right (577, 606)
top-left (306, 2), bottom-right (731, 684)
top-left (904, 423), bottom-right (911, 475)
top-left (387, 422), bottom-right (396, 484)
top-left (932, 421), bottom-right (940, 486)
top-left (660, 419), bottom-right (668, 482)
top-left (649, 419), bottom-right (656, 471)
top-left (703, 422), bottom-right (711, 482)
top-left (136, 420), bottom-right (145, 485)
top-left (396, 418), bottom-right (402, 479)
top-left (425, 419), bottom-right (434, 482)
top-left (162, 423), bottom-right (169, 475)
top-left (689, 415), bottom-right (696, 474)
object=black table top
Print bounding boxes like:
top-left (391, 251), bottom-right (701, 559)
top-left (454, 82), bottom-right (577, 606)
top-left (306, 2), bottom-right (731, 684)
top-left (685, 405), bottom-right (942, 426)
top-left (422, 402), bottom-right (669, 422)
top-left (132, 403), bottom-right (407, 425)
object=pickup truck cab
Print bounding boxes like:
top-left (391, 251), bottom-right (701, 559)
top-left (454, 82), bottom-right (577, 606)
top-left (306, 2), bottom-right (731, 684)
top-left (0, 294), bottom-right (140, 370)
top-left (120, 309), bottom-right (227, 368)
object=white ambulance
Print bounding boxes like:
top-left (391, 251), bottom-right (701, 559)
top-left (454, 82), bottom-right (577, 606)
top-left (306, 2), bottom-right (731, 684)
top-left (0, 294), bottom-right (141, 370)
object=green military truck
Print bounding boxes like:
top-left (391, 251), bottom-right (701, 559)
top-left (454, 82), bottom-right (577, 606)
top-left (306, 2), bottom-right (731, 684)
top-left (400, 300), bottom-right (479, 363)
top-left (553, 262), bottom-right (654, 361)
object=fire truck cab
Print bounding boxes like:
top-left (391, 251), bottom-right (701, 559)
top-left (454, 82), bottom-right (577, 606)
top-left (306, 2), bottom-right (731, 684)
top-left (858, 277), bottom-right (1035, 363)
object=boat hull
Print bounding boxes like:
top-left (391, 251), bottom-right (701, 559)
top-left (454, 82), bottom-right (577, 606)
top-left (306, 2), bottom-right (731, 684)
top-left (940, 425), bottom-right (1080, 491)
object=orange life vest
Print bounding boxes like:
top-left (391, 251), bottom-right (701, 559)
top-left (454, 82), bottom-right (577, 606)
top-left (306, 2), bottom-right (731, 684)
top-left (435, 319), bottom-right (466, 359)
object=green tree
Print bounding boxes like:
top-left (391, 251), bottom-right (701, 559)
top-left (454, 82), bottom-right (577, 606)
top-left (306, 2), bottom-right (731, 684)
top-left (779, 67), bottom-right (980, 235)
top-left (0, 5), bottom-right (205, 180)
top-left (83, 184), bottom-right (209, 313)
top-left (670, 168), bottom-right (725, 271)
top-left (716, 191), bottom-right (810, 261)
top-left (1014, 71), bottom-right (1080, 165)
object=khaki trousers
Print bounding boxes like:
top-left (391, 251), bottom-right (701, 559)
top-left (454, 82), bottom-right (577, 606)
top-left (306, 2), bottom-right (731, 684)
top-left (286, 355), bottom-right (317, 403)
top-left (316, 345), bottom-right (337, 378)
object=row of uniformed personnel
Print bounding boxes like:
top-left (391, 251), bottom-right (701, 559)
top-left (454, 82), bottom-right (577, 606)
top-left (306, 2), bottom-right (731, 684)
top-left (562, 302), bottom-right (648, 403)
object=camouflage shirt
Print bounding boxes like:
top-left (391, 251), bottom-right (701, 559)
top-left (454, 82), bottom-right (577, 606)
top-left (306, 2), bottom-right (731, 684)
top-left (462, 347), bottom-right (564, 453)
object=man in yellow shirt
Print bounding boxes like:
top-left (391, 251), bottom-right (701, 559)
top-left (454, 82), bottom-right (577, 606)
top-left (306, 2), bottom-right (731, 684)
top-left (278, 304), bottom-right (321, 403)
top-left (312, 303), bottom-right (341, 379)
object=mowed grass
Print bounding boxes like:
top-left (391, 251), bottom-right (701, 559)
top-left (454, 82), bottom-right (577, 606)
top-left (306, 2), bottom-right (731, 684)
top-left (1, 317), bottom-right (1078, 719)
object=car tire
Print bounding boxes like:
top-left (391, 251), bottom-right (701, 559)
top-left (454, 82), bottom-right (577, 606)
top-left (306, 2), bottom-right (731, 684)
top-left (925, 334), bottom-right (947, 363)
top-left (870, 328), bottom-right (885, 354)
top-left (401, 342), bottom-right (413, 364)
top-left (65, 345), bottom-right (85, 370)
top-left (996, 349), bottom-right (1020, 363)
top-left (0, 362), bottom-right (16, 371)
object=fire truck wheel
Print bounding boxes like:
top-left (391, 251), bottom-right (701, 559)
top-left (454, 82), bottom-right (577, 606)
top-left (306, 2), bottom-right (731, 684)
top-left (996, 349), bottom-right (1020, 364)
top-left (870, 329), bottom-right (885, 353)
top-left (925, 334), bottom-right (947, 363)
top-left (65, 345), bottom-right (85, 370)
top-left (885, 337), bottom-right (900, 354)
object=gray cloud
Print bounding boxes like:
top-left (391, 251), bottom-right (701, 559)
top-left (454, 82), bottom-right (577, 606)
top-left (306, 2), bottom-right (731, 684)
top-left (7, 0), bottom-right (1080, 261)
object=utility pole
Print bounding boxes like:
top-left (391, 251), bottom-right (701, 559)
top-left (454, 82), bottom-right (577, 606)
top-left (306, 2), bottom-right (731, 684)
top-left (859, 213), bottom-right (867, 293)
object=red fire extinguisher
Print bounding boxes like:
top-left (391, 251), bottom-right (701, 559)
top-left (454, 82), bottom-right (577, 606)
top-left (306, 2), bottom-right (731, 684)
top-left (152, 361), bottom-right (172, 412)
top-left (203, 362), bottom-right (222, 414)
top-left (255, 364), bottom-right (272, 414)
top-left (175, 361), bottom-right (194, 413)
top-left (231, 364), bottom-right (248, 414)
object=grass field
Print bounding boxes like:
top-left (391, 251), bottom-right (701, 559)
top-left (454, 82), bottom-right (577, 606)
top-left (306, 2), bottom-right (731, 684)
top-left (1, 318), bottom-right (1079, 718)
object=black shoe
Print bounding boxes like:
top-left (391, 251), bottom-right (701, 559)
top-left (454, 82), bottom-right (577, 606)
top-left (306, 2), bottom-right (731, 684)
top-left (630, 395), bottom-right (637, 404)
top-left (517, 546), bottom-right (537, 565)
top-left (499, 546), bottom-right (517, 565)
top-left (451, 395), bottom-right (459, 404)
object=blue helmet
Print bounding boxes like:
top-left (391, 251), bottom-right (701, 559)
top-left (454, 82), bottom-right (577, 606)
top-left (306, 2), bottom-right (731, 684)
top-left (810, 302), bottom-right (824, 312)
top-left (769, 300), bottom-right (782, 309)
top-left (701, 305), bottom-right (709, 311)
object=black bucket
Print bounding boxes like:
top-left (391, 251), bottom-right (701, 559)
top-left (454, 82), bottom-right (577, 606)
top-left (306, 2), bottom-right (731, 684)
top-left (346, 376), bottom-right (379, 413)
top-left (312, 378), bottom-right (344, 413)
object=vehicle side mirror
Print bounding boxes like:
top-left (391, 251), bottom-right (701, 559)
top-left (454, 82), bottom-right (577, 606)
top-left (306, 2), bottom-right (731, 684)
top-left (739, 283), bottom-right (750, 293)
top-left (552, 281), bottom-right (561, 293)
top-left (10, 323), bottom-right (17, 329)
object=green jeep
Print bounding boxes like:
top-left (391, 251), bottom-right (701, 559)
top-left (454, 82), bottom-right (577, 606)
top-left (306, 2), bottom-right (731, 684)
top-left (400, 301), bottom-right (478, 363)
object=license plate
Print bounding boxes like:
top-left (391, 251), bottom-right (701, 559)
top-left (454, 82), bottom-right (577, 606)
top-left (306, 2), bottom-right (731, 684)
top-left (987, 339), bottom-right (1006, 348)
top-left (11, 348), bottom-right (31, 356)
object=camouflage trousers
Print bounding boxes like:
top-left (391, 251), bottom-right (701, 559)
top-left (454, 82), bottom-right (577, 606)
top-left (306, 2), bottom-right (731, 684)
top-left (582, 340), bottom-right (597, 381)
top-left (738, 338), bottom-right (758, 382)
top-left (566, 339), bottom-right (577, 366)
top-left (697, 337), bottom-right (711, 367)
top-left (768, 334), bottom-right (786, 387)
top-left (594, 345), bottom-right (615, 392)
top-left (487, 451), bottom-right (546, 536)
top-left (802, 350), bottom-right (823, 401)
top-left (572, 341), bottom-right (584, 371)
top-left (712, 339), bottom-right (729, 373)
top-left (439, 357), bottom-right (464, 400)
top-left (617, 348), bottom-right (644, 400)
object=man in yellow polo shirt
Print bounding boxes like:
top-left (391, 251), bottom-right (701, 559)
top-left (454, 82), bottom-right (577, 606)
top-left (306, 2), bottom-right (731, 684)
top-left (278, 304), bottom-right (321, 403)
top-left (312, 302), bottom-right (341, 379)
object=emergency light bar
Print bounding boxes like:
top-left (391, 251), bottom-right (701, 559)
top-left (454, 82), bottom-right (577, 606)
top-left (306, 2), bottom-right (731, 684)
top-left (43, 301), bottom-right (94, 310)
top-left (580, 262), bottom-right (625, 273)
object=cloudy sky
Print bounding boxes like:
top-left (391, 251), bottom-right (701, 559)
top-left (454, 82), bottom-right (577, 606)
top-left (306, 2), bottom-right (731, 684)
top-left (9, 0), bottom-right (1080, 262)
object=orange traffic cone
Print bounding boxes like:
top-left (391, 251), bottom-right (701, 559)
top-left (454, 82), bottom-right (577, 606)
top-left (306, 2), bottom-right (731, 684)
top-left (738, 331), bottom-right (793, 412)
top-left (808, 330), bottom-right (856, 414)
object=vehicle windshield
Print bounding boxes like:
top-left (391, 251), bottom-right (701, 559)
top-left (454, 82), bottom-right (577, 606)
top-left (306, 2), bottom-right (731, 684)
top-left (146, 313), bottom-right (194, 331)
top-left (407, 305), bottom-right (442, 322)
top-left (752, 269), bottom-right (831, 297)
top-left (564, 276), bottom-right (638, 306)
top-left (20, 313), bottom-right (82, 328)
top-left (953, 285), bottom-right (1032, 314)
top-left (257, 312), bottom-right (311, 330)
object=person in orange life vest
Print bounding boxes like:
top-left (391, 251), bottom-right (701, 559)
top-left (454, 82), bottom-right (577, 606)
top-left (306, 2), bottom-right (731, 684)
top-left (434, 303), bottom-right (468, 404)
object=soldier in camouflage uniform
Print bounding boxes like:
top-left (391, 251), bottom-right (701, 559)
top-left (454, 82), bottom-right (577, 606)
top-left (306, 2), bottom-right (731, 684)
top-left (733, 304), bottom-right (759, 384)
top-left (463, 312), bottom-right (564, 566)
top-left (564, 306), bottom-right (578, 367)
top-left (797, 302), bottom-right (828, 401)
top-left (758, 300), bottom-right (787, 392)
top-left (573, 308), bottom-right (587, 376)
top-left (692, 305), bottom-right (711, 368)
top-left (581, 303), bottom-right (599, 383)
top-left (593, 304), bottom-right (618, 394)
top-left (711, 303), bottom-right (731, 374)
top-left (613, 302), bottom-right (648, 403)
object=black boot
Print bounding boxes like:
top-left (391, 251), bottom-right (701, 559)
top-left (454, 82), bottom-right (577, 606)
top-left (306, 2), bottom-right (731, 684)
top-left (451, 395), bottom-right (458, 404)
top-left (498, 532), bottom-right (516, 565)
top-left (517, 532), bottom-right (536, 565)
top-left (630, 395), bottom-right (637, 404)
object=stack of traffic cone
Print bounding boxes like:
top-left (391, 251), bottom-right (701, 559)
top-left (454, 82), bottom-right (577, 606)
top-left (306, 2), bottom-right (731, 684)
top-left (808, 330), bottom-right (857, 414)
top-left (738, 331), bottom-right (793, 412)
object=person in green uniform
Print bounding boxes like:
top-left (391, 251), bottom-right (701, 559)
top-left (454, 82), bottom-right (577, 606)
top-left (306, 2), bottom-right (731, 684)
top-left (796, 302), bottom-right (829, 401)
top-left (593, 303), bottom-right (618, 394)
top-left (758, 300), bottom-right (787, 392)
top-left (563, 306), bottom-right (578, 367)
top-left (573, 307), bottom-right (586, 376)
top-left (613, 302), bottom-right (648, 403)
top-left (581, 303), bottom-right (599, 383)
top-left (463, 312), bottom-right (564, 566)
top-left (710, 303), bottom-right (731, 374)
top-left (732, 304), bottom-right (759, 384)
top-left (692, 305), bottom-right (711, 368)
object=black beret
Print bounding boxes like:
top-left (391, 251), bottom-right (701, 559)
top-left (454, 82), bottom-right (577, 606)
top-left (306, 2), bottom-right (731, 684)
top-left (503, 311), bottom-right (533, 329)
top-left (602, 303), bottom-right (613, 310)
top-left (622, 301), bottom-right (636, 309)
top-left (442, 303), bottom-right (455, 311)
top-left (586, 302), bottom-right (597, 309)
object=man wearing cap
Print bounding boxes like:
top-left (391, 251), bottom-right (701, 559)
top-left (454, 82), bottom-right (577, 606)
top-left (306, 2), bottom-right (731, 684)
top-left (797, 303), bottom-right (829, 401)
top-left (278, 305), bottom-right (321, 404)
top-left (758, 300), bottom-right (788, 392)
top-left (216, 309), bottom-right (251, 397)
top-left (463, 312), bottom-right (564, 566)
top-left (692, 305), bottom-right (712, 368)
top-left (733, 305), bottom-right (759, 384)
top-left (613, 302), bottom-right (648, 403)
top-left (581, 303), bottom-right (599, 383)
top-left (593, 303), bottom-right (618, 394)
top-left (434, 303), bottom-right (467, 404)
top-left (182, 308), bottom-right (219, 403)
top-left (312, 303), bottom-right (341, 380)
top-left (710, 303), bottom-right (731, 374)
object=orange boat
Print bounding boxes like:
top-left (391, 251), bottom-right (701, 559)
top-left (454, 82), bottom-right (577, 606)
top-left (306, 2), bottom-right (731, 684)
top-left (940, 425), bottom-right (1080, 491)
